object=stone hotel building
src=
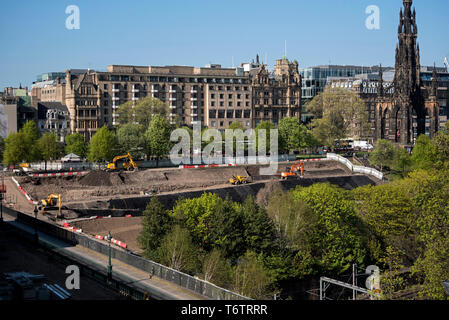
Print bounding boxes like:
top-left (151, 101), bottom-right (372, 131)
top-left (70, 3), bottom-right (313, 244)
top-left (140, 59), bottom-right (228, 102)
top-left (60, 57), bottom-right (301, 140)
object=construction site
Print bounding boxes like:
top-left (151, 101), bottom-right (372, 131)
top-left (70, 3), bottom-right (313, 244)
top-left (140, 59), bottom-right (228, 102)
top-left (8, 158), bottom-right (381, 255)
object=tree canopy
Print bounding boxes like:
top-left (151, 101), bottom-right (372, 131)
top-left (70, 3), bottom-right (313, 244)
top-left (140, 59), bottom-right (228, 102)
top-left (307, 88), bottom-right (370, 147)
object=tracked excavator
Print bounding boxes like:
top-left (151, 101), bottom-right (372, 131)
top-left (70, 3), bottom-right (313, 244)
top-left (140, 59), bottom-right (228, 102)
top-left (281, 160), bottom-right (305, 180)
top-left (106, 153), bottom-right (138, 172)
top-left (38, 194), bottom-right (62, 218)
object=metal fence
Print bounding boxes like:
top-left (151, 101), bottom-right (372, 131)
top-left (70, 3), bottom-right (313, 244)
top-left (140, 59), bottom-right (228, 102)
top-left (11, 209), bottom-right (250, 300)
top-left (326, 153), bottom-right (384, 180)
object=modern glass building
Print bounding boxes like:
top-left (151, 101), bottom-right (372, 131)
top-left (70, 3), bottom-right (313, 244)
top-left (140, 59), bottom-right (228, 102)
top-left (299, 65), bottom-right (391, 122)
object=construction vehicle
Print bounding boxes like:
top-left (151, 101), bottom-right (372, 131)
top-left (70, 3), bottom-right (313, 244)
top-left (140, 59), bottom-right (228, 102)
top-left (229, 176), bottom-right (250, 185)
top-left (281, 161), bottom-right (305, 180)
top-left (38, 194), bottom-right (62, 218)
top-left (106, 153), bottom-right (138, 172)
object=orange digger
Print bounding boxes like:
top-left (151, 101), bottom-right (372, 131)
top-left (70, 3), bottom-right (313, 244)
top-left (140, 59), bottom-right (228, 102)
top-left (281, 161), bottom-right (305, 180)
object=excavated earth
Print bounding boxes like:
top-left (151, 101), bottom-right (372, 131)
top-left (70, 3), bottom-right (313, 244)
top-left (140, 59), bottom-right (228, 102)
top-left (16, 161), bottom-right (380, 254)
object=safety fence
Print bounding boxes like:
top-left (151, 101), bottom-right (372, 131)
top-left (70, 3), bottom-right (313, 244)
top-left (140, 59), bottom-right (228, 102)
top-left (326, 153), bottom-right (384, 180)
top-left (9, 209), bottom-right (250, 300)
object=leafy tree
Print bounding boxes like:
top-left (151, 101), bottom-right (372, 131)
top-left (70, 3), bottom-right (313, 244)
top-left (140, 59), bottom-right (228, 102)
top-left (307, 88), bottom-right (370, 147)
top-left (392, 147), bottom-right (412, 178)
top-left (116, 97), bottom-right (169, 129)
top-left (64, 133), bottom-right (88, 158)
top-left (3, 132), bottom-right (28, 165)
top-left (87, 125), bottom-right (117, 163)
top-left (116, 124), bottom-right (146, 159)
top-left (255, 121), bottom-right (276, 154)
top-left (207, 197), bottom-right (246, 259)
top-left (157, 225), bottom-right (200, 274)
top-left (278, 117), bottom-right (315, 153)
top-left (266, 189), bottom-right (316, 252)
top-left (145, 114), bottom-right (172, 166)
top-left (38, 132), bottom-right (62, 169)
top-left (172, 193), bottom-right (245, 258)
top-left (232, 251), bottom-right (273, 299)
top-left (411, 134), bottom-right (439, 170)
top-left (171, 193), bottom-right (223, 245)
top-left (138, 197), bottom-right (174, 260)
top-left (19, 120), bottom-right (41, 162)
top-left (241, 196), bottom-right (277, 255)
top-left (202, 249), bottom-right (232, 287)
top-left (369, 139), bottom-right (396, 172)
top-left (351, 183), bottom-right (417, 264)
top-left (291, 183), bottom-right (366, 275)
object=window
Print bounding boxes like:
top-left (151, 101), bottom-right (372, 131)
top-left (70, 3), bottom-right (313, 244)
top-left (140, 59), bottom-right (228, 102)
top-left (229, 102), bottom-right (233, 107)
top-left (220, 101), bottom-right (224, 107)
top-left (211, 121), bottom-right (216, 127)
top-left (211, 94), bottom-right (215, 99)
top-left (104, 84), bottom-right (108, 90)
top-left (227, 110), bottom-right (233, 118)
top-left (211, 101), bottom-right (215, 107)
top-left (228, 94), bottom-right (232, 99)
top-left (220, 94), bottom-right (224, 99)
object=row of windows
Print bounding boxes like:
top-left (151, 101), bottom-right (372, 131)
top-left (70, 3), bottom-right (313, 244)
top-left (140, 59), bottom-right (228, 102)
top-left (209, 110), bottom-right (251, 119)
top-left (210, 120), bottom-right (251, 128)
top-left (100, 75), bottom-right (249, 84)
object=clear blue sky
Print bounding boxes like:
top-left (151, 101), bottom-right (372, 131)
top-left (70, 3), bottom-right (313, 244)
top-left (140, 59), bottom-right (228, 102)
top-left (0, 0), bottom-right (448, 89)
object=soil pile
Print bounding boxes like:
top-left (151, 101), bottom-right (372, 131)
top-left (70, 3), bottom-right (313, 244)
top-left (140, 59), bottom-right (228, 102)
top-left (79, 171), bottom-right (113, 186)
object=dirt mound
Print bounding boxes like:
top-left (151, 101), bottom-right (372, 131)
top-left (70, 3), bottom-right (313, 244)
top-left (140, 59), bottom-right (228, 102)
top-left (79, 171), bottom-right (113, 186)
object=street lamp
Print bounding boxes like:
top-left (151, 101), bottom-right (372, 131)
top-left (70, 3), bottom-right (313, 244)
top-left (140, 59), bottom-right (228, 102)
top-left (105, 231), bottom-right (113, 281)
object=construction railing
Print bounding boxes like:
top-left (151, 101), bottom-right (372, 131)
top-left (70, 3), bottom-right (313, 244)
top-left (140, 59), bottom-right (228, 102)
top-left (327, 153), bottom-right (384, 181)
top-left (9, 208), bottom-right (250, 301)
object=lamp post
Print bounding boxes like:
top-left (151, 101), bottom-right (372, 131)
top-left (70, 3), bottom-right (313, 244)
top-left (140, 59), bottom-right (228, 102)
top-left (105, 231), bottom-right (113, 281)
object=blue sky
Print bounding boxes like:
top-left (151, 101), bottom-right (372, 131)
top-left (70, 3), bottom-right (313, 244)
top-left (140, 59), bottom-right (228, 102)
top-left (0, 0), bottom-right (448, 89)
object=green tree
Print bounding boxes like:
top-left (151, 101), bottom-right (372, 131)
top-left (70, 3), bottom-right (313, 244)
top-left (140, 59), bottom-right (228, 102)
top-left (232, 251), bottom-right (273, 299)
top-left (410, 134), bottom-right (439, 170)
top-left (291, 183), bottom-right (366, 274)
top-left (116, 97), bottom-right (169, 129)
top-left (202, 249), bottom-right (232, 287)
top-left (255, 121), bottom-right (276, 154)
top-left (88, 125), bottom-right (117, 163)
top-left (116, 124), bottom-right (146, 159)
top-left (138, 197), bottom-right (174, 260)
top-left (145, 114), bottom-right (172, 166)
top-left (241, 196), bottom-right (277, 255)
top-left (369, 139), bottom-right (396, 172)
top-left (278, 117), bottom-right (315, 153)
top-left (19, 120), bottom-right (41, 161)
top-left (3, 132), bottom-right (28, 165)
top-left (157, 225), bottom-right (200, 274)
top-left (392, 147), bottom-right (412, 178)
top-left (38, 132), bottom-right (62, 169)
top-left (64, 133), bottom-right (88, 158)
top-left (266, 189), bottom-right (316, 252)
top-left (307, 88), bottom-right (370, 147)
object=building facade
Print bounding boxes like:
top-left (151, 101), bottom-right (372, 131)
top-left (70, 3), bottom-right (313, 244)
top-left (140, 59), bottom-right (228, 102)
top-left (62, 58), bottom-right (301, 140)
top-left (299, 65), bottom-right (391, 123)
top-left (376, 0), bottom-right (440, 146)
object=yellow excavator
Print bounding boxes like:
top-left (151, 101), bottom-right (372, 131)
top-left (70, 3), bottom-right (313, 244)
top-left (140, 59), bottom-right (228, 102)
top-left (106, 153), bottom-right (138, 172)
top-left (38, 194), bottom-right (62, 217)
